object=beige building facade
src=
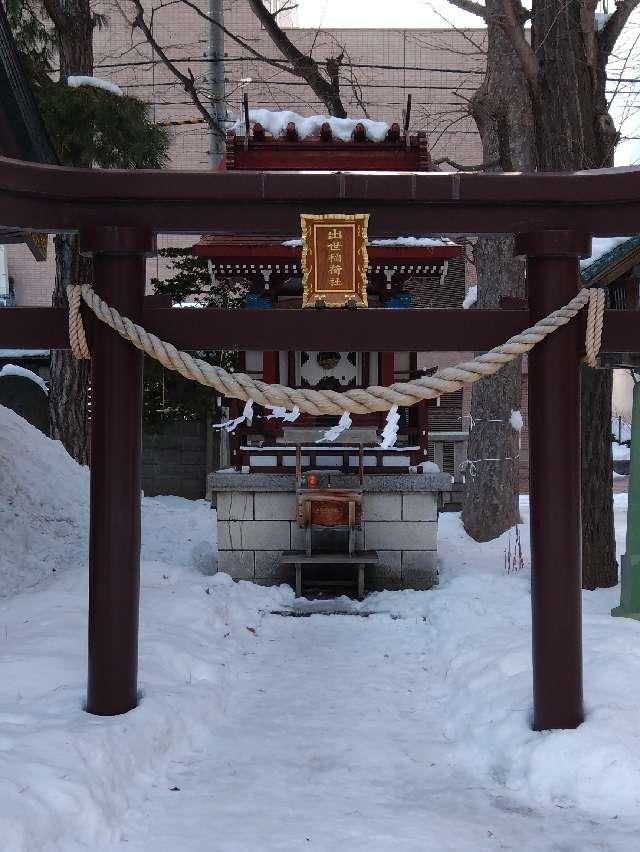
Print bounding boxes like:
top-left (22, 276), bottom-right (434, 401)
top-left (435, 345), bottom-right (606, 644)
top-left (5, 3), bottom-right (485, 305)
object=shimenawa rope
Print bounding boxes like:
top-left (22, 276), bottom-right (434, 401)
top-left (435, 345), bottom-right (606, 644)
top-left (66, 284), bottom-right (605, 415)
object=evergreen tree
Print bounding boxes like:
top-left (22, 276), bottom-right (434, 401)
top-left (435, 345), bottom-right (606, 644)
top-left (6, 0), bottom-right (169, 464)
top-left (144, 248), bottom-right (245, 432)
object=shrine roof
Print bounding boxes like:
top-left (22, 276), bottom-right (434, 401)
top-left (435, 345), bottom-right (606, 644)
top-left (225, 107), bottom-right (435, 171)
top-left (194, 234), bottom-right (462, 265)
top-left (580, 235), bottom-right (640, 285)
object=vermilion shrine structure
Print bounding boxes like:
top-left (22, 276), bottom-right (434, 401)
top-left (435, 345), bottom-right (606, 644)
top-left (1, 145), bottom-right (639, 731)
top-left (197, 127), bottom-right (468, 591)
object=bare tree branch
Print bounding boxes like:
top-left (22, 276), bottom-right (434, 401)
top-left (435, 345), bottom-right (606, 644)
top-left (127, 0), bottom-right (349, 118)
top-left (245, 0), bottom-right (347, 115)
top-left (499, 0), bottom-right (537, 88)
top-left (445, 0), bottom-right (489, 20)
top-left (146, 0), bottom-right (291, 74)
top-left (599, 0), bottom-right (640, 60)
top-left (432, 156), bottom-right (499, 170)
top-left (129, 0), bottom-right (216, 128)
top-left (40, 0), bottom-right (65, 32)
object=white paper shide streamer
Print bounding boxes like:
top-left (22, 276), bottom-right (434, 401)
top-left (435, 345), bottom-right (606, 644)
top-left (317, 411), bottom-right (352, 443)
top-left (379, 405), bottom-right (400, 449)
top-left (266, 405), bottom-right (300, 422)
top-left (212, 398), bottom-right (254, 432)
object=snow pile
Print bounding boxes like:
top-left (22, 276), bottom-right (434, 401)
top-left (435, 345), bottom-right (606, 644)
top-left (612, 416), bottom-right (632, 444)
top-left (0, 404), bottom-right (88, 594)
top-left (0, 404), bottom-right (215, 596)
top-left (0, 363), bottom-right (48, 394)
top-left (2, 404), bottom-right (640, 849)
top-left (416, 460), bottom-right (440, 473)
top-left (613, 443), bottom-right (631, 461)
top-left (240, 108), bottom-right (389, 142)
top-left (509, 409), bottom-right (524, 432)
top-left (67, 75), bottom-right (124, 97)
top-left (612, 416), bottom-right (632, 461)
top-left (462, 284), bottom-right (477, 308)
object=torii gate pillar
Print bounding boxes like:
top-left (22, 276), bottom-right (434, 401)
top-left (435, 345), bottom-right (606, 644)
top-left (515, 230), bottom-right (591, 731)
top-left (81, 226), bottom-right (156, 716)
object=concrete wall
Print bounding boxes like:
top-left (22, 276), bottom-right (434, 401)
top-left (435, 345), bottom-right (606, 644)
top-left (142, 419), bottom-right (208, 499)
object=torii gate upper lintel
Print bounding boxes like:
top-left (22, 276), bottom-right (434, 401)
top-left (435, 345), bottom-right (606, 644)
top-left (1, 156), bottom-right (639, 730)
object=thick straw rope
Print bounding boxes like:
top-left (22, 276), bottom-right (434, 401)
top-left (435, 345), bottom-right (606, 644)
top-left (67, 284), bottom-right (605, 415)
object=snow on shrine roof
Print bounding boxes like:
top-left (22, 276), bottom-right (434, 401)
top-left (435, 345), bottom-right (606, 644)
top-left (580, 235), bottom-right (640, 284)
top-left (225, 108), bottom-right (433, 171)
top-left (282, 236), bottom-right (457, 248)
top-left (194, 234), bottom-right (461, 263)
top-left (0, 349), bottom-right (49, 359)
top-left (235, 109), bottom-right (390, 142)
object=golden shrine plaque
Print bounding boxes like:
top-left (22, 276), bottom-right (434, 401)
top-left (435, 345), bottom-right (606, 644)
top-left (300, 213), bottom-right (369, 308)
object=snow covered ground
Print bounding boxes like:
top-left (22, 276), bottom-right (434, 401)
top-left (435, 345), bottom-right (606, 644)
top-left (1, 404), bottom-right (639, 851)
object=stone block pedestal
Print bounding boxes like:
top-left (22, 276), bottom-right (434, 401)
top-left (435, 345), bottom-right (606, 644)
top-left (208, 472), bottom-right (452, 591)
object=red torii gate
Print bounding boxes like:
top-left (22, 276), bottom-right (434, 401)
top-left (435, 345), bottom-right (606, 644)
top-left (1, 155), bottom-right (639, 730)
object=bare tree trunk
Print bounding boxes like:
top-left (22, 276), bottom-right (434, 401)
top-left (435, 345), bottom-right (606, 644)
top-left (46, 0), bottom-right (94, 463)
top-left (462, 237), bottom-right (524, 539)
top-left (50, 235), bottom-right (90, 464)
top-left (581, 368), bottom-right (617, 588)
top-left (531, 0), bottom-right (618, 588)
top-left (462, 2), bottom-right (536, 540)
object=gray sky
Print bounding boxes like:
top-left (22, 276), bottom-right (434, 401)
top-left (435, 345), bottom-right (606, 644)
top-left (297, 1), bottom-right (479, 28)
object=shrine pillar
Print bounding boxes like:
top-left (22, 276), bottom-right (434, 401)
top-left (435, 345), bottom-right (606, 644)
top-left (515, 230), bottom-right (590, 731)
top-left (81, 226), bottom-right (155, 716)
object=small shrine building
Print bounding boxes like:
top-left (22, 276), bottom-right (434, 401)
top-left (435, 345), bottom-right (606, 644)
top-left (201, 115), bottom-right (469, 593)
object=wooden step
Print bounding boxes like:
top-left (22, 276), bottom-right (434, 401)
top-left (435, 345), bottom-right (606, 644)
top-left (280, 550), bottom-right (378, 564)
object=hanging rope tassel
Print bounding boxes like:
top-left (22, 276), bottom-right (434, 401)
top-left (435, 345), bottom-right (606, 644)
top-left (583, 287), bottom-right (606, 368)
top-left (67, 285), bottom-right (90, 360)
top-left (66, 284), bottom-right (606, 415)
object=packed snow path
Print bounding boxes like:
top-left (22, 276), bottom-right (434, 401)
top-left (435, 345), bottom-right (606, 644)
top-left (2, 406), bottom-right (640, 850)
top-left (103, 598), bottom-right (640, 852)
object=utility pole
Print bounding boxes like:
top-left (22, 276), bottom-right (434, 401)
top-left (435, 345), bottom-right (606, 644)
top-left (208, 0), bottom-right (226, 167)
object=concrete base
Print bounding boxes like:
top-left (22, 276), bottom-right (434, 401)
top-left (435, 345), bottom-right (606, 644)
top-left (612, 553), bottom-right (640, 619)
top-left (611, 607), bottom-right (640, 620)
top-left (210, 471), bottom-right (451, 592)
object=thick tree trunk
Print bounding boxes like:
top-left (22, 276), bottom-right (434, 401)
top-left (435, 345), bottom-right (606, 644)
top-left (49, 235), bottom-right (91, 464)
top-left (47, 0), bottom-right (94, 463)
top-left (462, 237), bottom-right (523, 540)
top-left (462, 3), bottom-right (536, 540)
top-left (581, 367), bottom-right (617, 588)
top-left (531, 0), bottom-right (618, 588)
